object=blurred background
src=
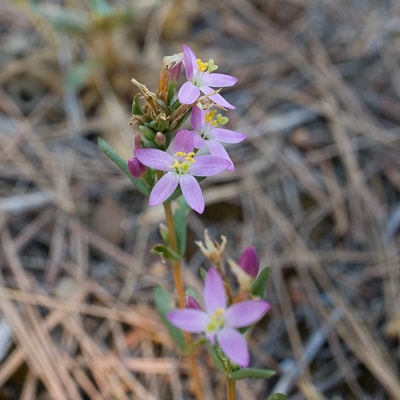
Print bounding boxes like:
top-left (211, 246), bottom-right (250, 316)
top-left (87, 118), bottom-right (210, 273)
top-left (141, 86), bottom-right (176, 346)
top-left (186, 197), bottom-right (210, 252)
top-left (1, 0), bottom-right (400, 399)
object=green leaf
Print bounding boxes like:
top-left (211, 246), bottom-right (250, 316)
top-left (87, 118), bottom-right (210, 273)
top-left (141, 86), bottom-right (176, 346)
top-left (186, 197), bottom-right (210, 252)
top-left (228, 367), bottom-right (276, 380)
top-left (251, 266), bottom-right (270, 299)
top-left (174, 197), bottom-right (190, 256)
top-left (205, 341), bottom-right (225, 373)
top-left (151, 244), bottom-right (181, 262)
top-left (97, 138), bottom-right (150, 195)
top-left (267, 394), bottom-right (287, 400)
top-left (154, 285), bottom-right (185, 351)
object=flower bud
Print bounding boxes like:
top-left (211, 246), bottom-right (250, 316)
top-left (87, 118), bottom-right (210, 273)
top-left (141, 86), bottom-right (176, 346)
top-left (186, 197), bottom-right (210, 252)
top-left (128, 157), bottom-right (146, 178)
top-left (186, 295), bottom-right (202, 310)
top-left (238, 246), bottom-right (259, 278)
top-left (155, 132), bottom-right (166, 147)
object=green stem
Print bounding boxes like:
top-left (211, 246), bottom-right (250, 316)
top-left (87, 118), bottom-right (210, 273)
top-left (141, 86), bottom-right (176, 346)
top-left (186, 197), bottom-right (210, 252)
top-left (162, 199), bottom-right (204, 400)
top-left (226, 377), bottom-right (236, 400)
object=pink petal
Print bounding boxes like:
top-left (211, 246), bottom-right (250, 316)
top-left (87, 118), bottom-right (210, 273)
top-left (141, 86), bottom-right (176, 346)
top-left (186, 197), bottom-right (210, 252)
top-left (204, 269), bottom-right (226, 313)
top-left (188, 131), bottom-right (205, 149)
top-left (135, 148), bottom-right (173, 171)
top-left (217, 327), bottom-right (249, 367)
top-left (180, 174), bottom-right (205, 214)
top-left (206, 141), bottom-right (234, 171)
top-left (190, 106), bottom-right (206, 131)
top-left (202, 73), bottom-right (238, 88)
top-left (224, 301), bottom-right (270, 328)
top-left (239, 246), bottom-right (259, 278)
top-left (190, 155), bottom-right (230, 176)
top-left (149, 173), bottom-right (179, 206)
top-left (178, 81), bottom-right (200, 105)
top-left (211, 128), bottom-right (247, 144)
top-left (200, 86), bottom-right (236, 110)
top-left (182, 45), bottom-right (198, 80)
top-left (173, 130), bottom-right (194, 154)
top-left (167, 309), bottom-right (209, 332)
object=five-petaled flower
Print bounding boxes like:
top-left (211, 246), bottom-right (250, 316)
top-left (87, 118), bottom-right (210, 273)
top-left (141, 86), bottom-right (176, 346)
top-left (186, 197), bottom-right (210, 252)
top-left (135, 130), bottom-right (230, 214)
top-left (167, 268), bottom-right (270, 367)
top-left (178, 45), bottom-right (238, 109)
top-left (189, 107), bottom-right (247, 171)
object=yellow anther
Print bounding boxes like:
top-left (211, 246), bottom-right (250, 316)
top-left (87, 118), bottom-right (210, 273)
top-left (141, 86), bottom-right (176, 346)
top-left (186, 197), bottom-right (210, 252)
top-left (185, 151), bottom-right (196, 163)
top-left (206, 308), bottom-right (225, 332)
top-left (170, 159), bottom-right (181, 169)
top-left (175, 151), bottom-right (186, 157)
top-left (197, 58), bottom-right (208, 72)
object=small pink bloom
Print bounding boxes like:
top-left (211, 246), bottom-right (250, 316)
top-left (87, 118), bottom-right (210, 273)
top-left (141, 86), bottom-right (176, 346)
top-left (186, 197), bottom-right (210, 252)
top-left (178, 45), bottom-right (237, 109)
top-left (168, 269), bottom-right (270, 367)
top-left (135, 130), bottom-right (230, 213)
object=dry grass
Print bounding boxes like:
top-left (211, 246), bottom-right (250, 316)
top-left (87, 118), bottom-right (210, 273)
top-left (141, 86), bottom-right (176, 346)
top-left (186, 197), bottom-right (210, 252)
top-left (1, 0), bottom-right (400, 399)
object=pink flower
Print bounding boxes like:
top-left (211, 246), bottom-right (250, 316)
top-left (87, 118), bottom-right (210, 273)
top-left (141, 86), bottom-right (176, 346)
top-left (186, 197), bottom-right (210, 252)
top-left (135, 130), bottom-right (230, 214)
top-left (167, 269), bottom-right (270, 367)
top-left (189, 107), bottom-right (247, 171)
top-left (178, 45), bottom-right (238, 109)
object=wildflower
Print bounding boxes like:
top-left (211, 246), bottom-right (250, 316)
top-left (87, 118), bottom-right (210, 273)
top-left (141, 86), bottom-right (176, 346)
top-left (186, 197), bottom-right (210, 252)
top-left (135, 130), bottom-right (230, 213)
top-left (190, 107), bottom-right (247, 170)
top-left (168, 268), bottom-right (270, 367)
top-left (178, 45), bottom-right (237, 109)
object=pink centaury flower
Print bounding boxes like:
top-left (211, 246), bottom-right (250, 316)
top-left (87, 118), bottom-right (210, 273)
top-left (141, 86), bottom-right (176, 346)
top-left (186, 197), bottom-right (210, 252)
top-left (135, 130), bottom-right (230, 214)
top-left (167, 268), bottom-right (270, 367)
top-left (178, 45), bottom-right (238, 109)
top-left (190, 107), bottom-right (247, 171)
top-left (238, 246), bottom-right (259, 278)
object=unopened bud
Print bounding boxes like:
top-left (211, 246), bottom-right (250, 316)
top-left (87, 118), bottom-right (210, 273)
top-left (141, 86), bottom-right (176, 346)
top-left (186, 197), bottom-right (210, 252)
top-left (128, 157), bottom-right (146, 178)
top-left (155, 132), bottom-right (166, 146)
top-left (238, 246), bottom-right (259, 278)
top-left (186, 295), bottom-right (201, 310)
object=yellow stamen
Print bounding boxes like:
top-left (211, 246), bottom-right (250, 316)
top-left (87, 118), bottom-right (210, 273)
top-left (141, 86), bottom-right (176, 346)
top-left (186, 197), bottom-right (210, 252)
top-left (197, 58), bottom-right (208, 72)
top-left (170, 152), bottom-right (196, 170)
top-left (206, 308), bottom-right (225, 332)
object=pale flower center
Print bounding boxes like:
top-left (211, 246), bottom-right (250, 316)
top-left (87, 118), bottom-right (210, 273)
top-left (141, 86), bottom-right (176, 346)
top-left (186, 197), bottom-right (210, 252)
top-left (170, 151), bottom-right (195, 174)
top-left (206, 308), bottom-right (225, 333)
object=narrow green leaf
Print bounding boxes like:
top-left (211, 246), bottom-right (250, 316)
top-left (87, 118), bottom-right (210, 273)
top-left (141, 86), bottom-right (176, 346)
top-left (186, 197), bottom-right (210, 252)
top-left (151, 244), bottom-right (181, 262)
top-left (97, 138), bottom-right (150, 195)
top-left (205, 341), bottom-right (226, 373)
top-left (228, 367), bottom-right (276, 380)
top-left (267, 394), bottom-right (287, 400)
top-left (251, 266), bottom-right (270, 299)
top-left (174, 197), bottom-right (190, 256)
top-left (154, 285), bottom-right (185, 351)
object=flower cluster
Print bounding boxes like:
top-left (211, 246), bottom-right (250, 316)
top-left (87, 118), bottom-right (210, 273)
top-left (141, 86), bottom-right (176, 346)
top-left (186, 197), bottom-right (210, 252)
top-left (128, 45), bottom-right (247, 214)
